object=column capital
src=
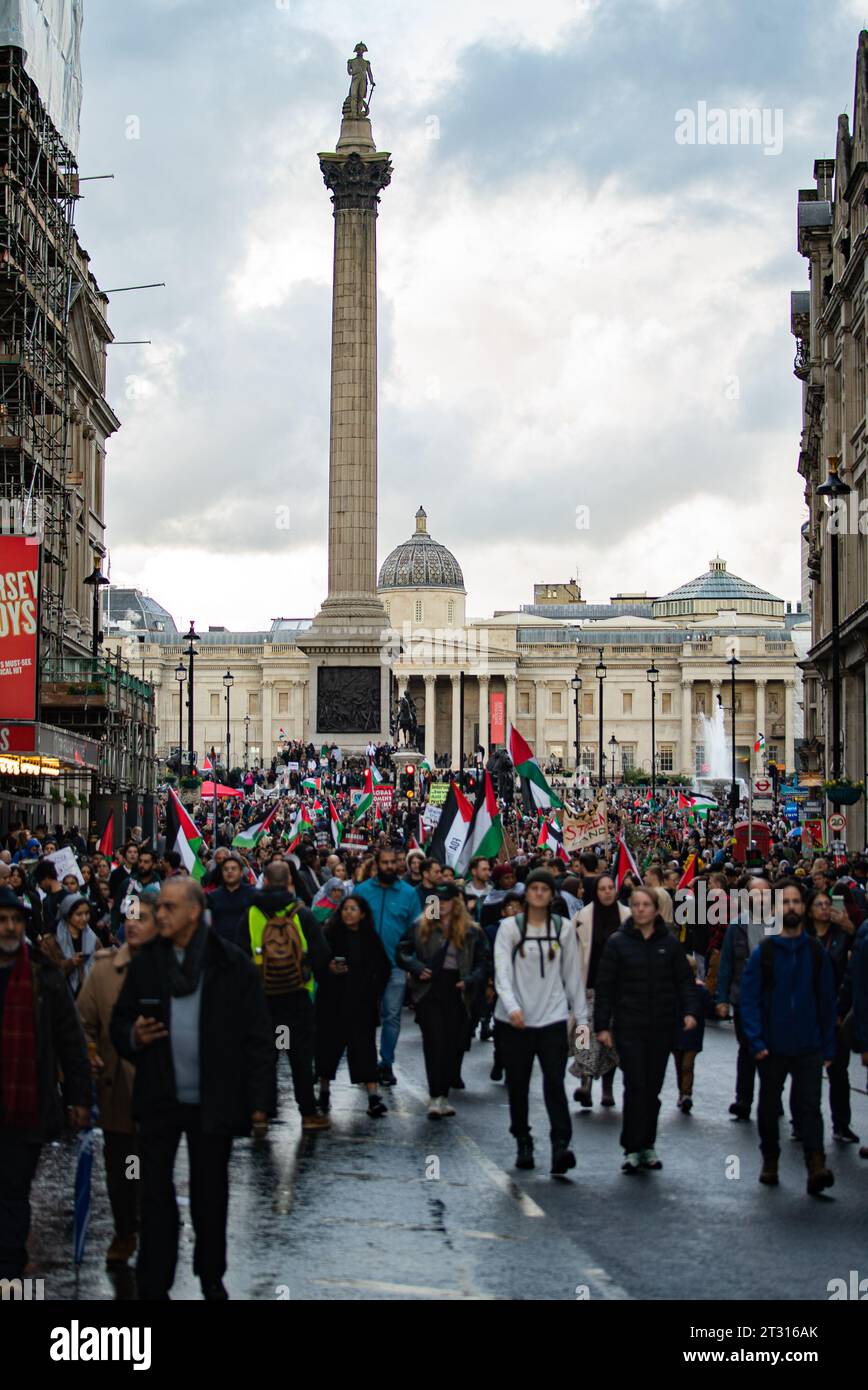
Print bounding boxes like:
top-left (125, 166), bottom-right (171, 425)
top-left (505, 672), bottom-right (517, 686)
top-left (423, 672), bottom-right (437, 686)
top-left (477, 672), bottom-right (490, 686)
top-left (320, 151), bottom-right (393, 213)
top-left (754, 676), bottom-right (767, 687)
top-left (450, 672), bottom-right (461, 685)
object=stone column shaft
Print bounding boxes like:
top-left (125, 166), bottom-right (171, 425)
top-left (478, 675), bottom-right (489, 756)
top-left (784, 681), bottom-right (795, 774)
top-left (450, 675), bottom-right (461, 770)
top-left (681, 679), bottom-right (693, 774)
top-left (424, 676), bottom-right (436, 764)
top-left (754, 679), bottom-right (766, 772)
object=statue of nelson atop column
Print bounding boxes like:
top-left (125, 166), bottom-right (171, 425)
top-left (343, 42), bottom-right (376, 118)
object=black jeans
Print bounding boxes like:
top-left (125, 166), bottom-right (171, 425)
top-left (496, 1019), bottom-right (572, 1145)
top-left (757, 1052), bottom-right (824, 1157)
top-left (616, 1033), bottom-right (672, 1153)
top-left (103, 1129), bottom-right (140, 1240)
top-left (827, 1020), bottom-right (852, 1131)
top-left (137, 1103), bottom-right (233, 1300)
top-left (415, 971), bottom-right (467, 1098)
top-left (733, 1006), bottom-right (757, 1111)
top-left (268, 991), bottom-right (317, 1117)
top-left (0, 1136), bottom-right (41, 1278)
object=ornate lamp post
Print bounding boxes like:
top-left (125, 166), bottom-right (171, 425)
top-left (244, 713), bottom-right (251, 771)
top-left (174, 663), bottom-right (186, 775)
top-left (83, 556), bottom-right (110, 668)
top-left (223, 669), bottom-right (234, 770)
top-left (609, 734), bottom-right (619, 783)
top-left (816, 457), bottom-right (850, 782)
top-left (571, 668), bottom-right (583, 781)
top-left (647, 661), bottom-right (659, 804)
top-left (595, 648), bottom-right (607, 788)
top-left (183, 622), bottom-right (199, 775)
top-left (727, 652), bottom-right (740, 813)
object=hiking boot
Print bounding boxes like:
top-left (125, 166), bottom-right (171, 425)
top-left (367, 1093), bottom-right (387, 1117)
top-left (301, 1113), bottom-right (331, 1132)
top-left (759, 1154), bottom-right (779, 1186)
top-left (805, 1150), bottom-right (834, 1196)
top-left (378, 1064), bottom-right (397, 1088)
top-left (573, 1086), bottom-right (593, 1108)
top-left (833, 1125), bottom-right (860, 1144)
top-left (729, 1102), bottom-right (750, 1121)
top-left (622, 1152), bottom-right (641, 1174)
top-left (639, 1148), bottom-right (662, 1170)
top-left (105, 1233), bottom-right (137, 1266)
top-left (551, 1142), bottom-right (577, 1176)
top-left (317, 1087), bottom-right (331, 1113)
top-left (515, 1136), bottom-right (535, 1170)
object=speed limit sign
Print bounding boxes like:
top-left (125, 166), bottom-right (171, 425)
top-left (828, 812), bottom-right (846, 833)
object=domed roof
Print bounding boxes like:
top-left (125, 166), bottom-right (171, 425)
top-left (652, 557), bottom-right (783, 618)
top-left (378, 507), bottom-right (465, 591)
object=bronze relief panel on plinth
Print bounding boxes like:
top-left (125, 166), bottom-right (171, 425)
top-left (317, 665), bottom-right (381, 733)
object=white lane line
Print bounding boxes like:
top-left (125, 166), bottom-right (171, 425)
top-left (313, 1277), bottom-right (498, 1300)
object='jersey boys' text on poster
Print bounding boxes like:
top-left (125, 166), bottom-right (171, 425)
top-left (0, 536), bottom-right (39, 720)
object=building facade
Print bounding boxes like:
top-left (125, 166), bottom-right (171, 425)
top-left (790, 29), bottom-right (868, 849)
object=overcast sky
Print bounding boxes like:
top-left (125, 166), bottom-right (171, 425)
top-left (75, 0), bottom-right (865, 631)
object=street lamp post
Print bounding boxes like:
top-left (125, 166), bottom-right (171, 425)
top-left (727, 652), bottom-right (740, 813)
top-left (174, 663), bottom-right (186, 776)
top-left (244, 714), bottom-right (251, 771)
top-left (609, 734), bottom-right (618, 783)
top-left (82, 556), bottom-right (110, 669)
top-left (817, 457), bottom-right (851, 782)
top-left (571, 668), bottom-right (582, 783)
top-left (223, 669), bottom-right (234, 771)
top-left (647, 661), bottom-right (659, 805)
top-left (595, 648), bottom-right (607, 789)
top-left (183, 621), bottom-right (199, 775)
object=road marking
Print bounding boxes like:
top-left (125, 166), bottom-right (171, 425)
top-left (313, 1277), bottom-right (498, 1300)
top-left (318, 1216), bottom-right (525, 1242)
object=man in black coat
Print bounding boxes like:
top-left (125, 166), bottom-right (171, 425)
top-left (206, 852), bottom-right (256, 948)
top-left (594, 885), bottom-right (697, 1173)
top-left (0, 889), bottom-right (91, 1278)
top-left (111, 876), bottom-right (274, 1301)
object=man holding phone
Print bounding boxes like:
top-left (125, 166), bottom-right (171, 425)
top-left (111, 877), bottom-right (274, 1300)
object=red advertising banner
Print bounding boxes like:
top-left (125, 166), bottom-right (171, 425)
top-left (490, 690), bottom-right (505, 746)
top-left (0, 537), bottom-right (39, 720)
top-left (0, 723), bottom-right (36, 753)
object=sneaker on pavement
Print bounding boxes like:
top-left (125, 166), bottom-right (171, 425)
top-left (367, 1093), bottom-right (388, 1117)
top-left (515, 1136), bottom-right (535, 1169)
top-left (378, 1064), bottom-right (397, 1088)
top-left (302, 1113), bottom-right (331, 1132)
top-left (550, 1143), bottom-right (577, 1176)
top-left (678, 1095), bottom-right (693, 1113)
top-left (439, 1096), bottom-right (456, 1116)
top-left (833, 1126), bottom-right (860, 1143)
top-left (639, 1148), bottom-right (663, 1170)
top-left (427, 1096), bottom-right (443, 1119)
top-left (729, 1102), bottom-right (750, 1121)
top-left (622, 1152), bottom-right (641, 1174)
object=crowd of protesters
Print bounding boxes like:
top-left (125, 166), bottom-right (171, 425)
top-left (1, 754), bottom-right (867, 1299)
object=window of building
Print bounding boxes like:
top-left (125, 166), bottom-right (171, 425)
top-left (278, 690), bottom-right (289, 714)
top-left (581, 749), bottom-right (595, 772)
top-left (414, 600), bottom-right (423, 623)
top-left (551, 688), bottom-right (563, 714)
top-left (582, 692), bottom-right (594, 716)
top-left (694, 744), bottom-right (704, 773)
top-left (248, 692), bottom-right (260, 716)
top-left (622, 691), bottom-right (633, 716)
top-left (447, 600), bottom-right (454, 625)
top-left (210, 693), bottom-right (219, 717)
top-left (658, 745), bottom-right (674, 772)
top-left (661, 691), bottom-right (672, 715)
top-left (172, 693), bottom-right (180, 717)
top-left (621, 745), bottom-right (636, 771)
top-left (519, 690), bottom-right (530, 715)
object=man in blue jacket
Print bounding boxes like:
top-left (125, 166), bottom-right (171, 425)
top-left (740, 878), bottom-right (837, 1195)
top-left (838, 918), bottom-right (868, 1159)
top-left (354, 846), bottom-right (421, 1087)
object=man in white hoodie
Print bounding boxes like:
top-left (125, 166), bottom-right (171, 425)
top-left (494, 869), bottom-right (587, 1176)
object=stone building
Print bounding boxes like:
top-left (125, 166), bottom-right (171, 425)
top-left (790, 29), bottom-right (868, 848)
top-left (110, 510), bottom-right (806, 785)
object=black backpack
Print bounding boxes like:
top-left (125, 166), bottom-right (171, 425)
top-left (759, 935), bottom-right (824, 1008)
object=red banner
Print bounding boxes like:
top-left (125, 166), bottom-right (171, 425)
top-left (0, 537), bottom-right (39, 720)
top-left (0, 722), bottom-right (36, 753)
top-left (490, 690), bottom-right (505, 746)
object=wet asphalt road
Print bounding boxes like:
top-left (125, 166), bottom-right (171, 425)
top-left (28, 1015), bottom-right (868, 1301)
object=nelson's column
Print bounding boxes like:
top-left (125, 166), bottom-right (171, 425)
top-left (296, 43), bottom-right (394, 748)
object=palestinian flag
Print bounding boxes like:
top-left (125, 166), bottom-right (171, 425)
top-left (232, 800), bottom-right (281, 851)
top-left (754, 732), bottom-right (765, 754)
top-left (352, 763), bottom-right (383, 825)
top-left (537, 815), bottom-right (569, 865)
top-left (676, 853), bottom-right (697, 891)
top-left (301, 776), bottom-right (321, 793)
top-left (612, 833), bottom-right (642, 891)
top-left (466, 772), bottom-right (505, 862)
top-left (419, 758), bottom-right (431, 775)
top-left (508, 724), bottom-right (563, 811)
top-left (328, 797), bottom-right (343, 850)
top-left (677, 791), bottom-right (717, 817)
top-left (428, 781), bottom-right (474, 869)
top-left (202, 755), bottom-right (215, 773)
top-left (166, 788), bottom-right (205, 881)
top-left (285, 802), bottom-right (315, 850)
top-left (312, 797), bottom-right (324, 815)
top-left (96, 808), bottom-right (114, 857)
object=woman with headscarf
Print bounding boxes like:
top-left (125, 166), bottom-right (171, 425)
top-left (571, 873), bottom-right (630, 1109)
top-left (311, 876), bottom-right (349, 923)
top-left (55, 892), bottom-right (99, 998)
top-left (315, 894), bottom-right (391, 1118)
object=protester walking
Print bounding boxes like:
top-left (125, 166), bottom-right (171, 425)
top-left (572, 873), bottom-right (629, 1109)
top-left (354, 846), bottom-right (420, 1087)
top-left (316, 895), bottom-right (391, 1117)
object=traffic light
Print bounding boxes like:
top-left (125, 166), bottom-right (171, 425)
top-left (400, 764), bottom-right (415, 796)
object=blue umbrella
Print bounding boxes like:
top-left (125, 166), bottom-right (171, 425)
top-left (73, 1107), bottom-right (99, 1267)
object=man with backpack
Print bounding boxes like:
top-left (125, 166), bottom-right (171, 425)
top-left (246, 859), bottom-right (331, 1131)
top-left (739, 878), bottom-right (837, 1195)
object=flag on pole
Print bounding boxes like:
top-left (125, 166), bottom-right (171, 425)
top-left (754, 732), bottom-right (765, 754)
top-left (508, 724), bottom-right (563, 811)
top-left (202, 755), bottom-right (214, 773)
top-left (612, 833), bottom-right (642, 890)
top-left (427, 781), bottom-right (474, 869)
top-left (96, 809), bottom-right (114, 858)
top-left (286, 802), bottom-right (315, 850)
top-left (301, 776), bottom-right (321, 793)
top-left (677, 791), bottom-right (717, 816)
top-left (352, 763), bottom-right (383, 824)
top-left (465, 772), bottom-right (505, 863)
top-left (232, 800), bottom-right (281, 851)
top-left (676, 853), bottom-right (697, 891)
top-left (166, 788), bottom-right (206, 881)
top-left (328, 797), bottom-right (343, 849)
top-left (537, 815), bottom-right (569, 864)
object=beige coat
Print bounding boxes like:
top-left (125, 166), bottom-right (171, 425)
top-left (573, 900), bottom-right (631, 988)
top-left (76, 944), bottom-right (136, 1134)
